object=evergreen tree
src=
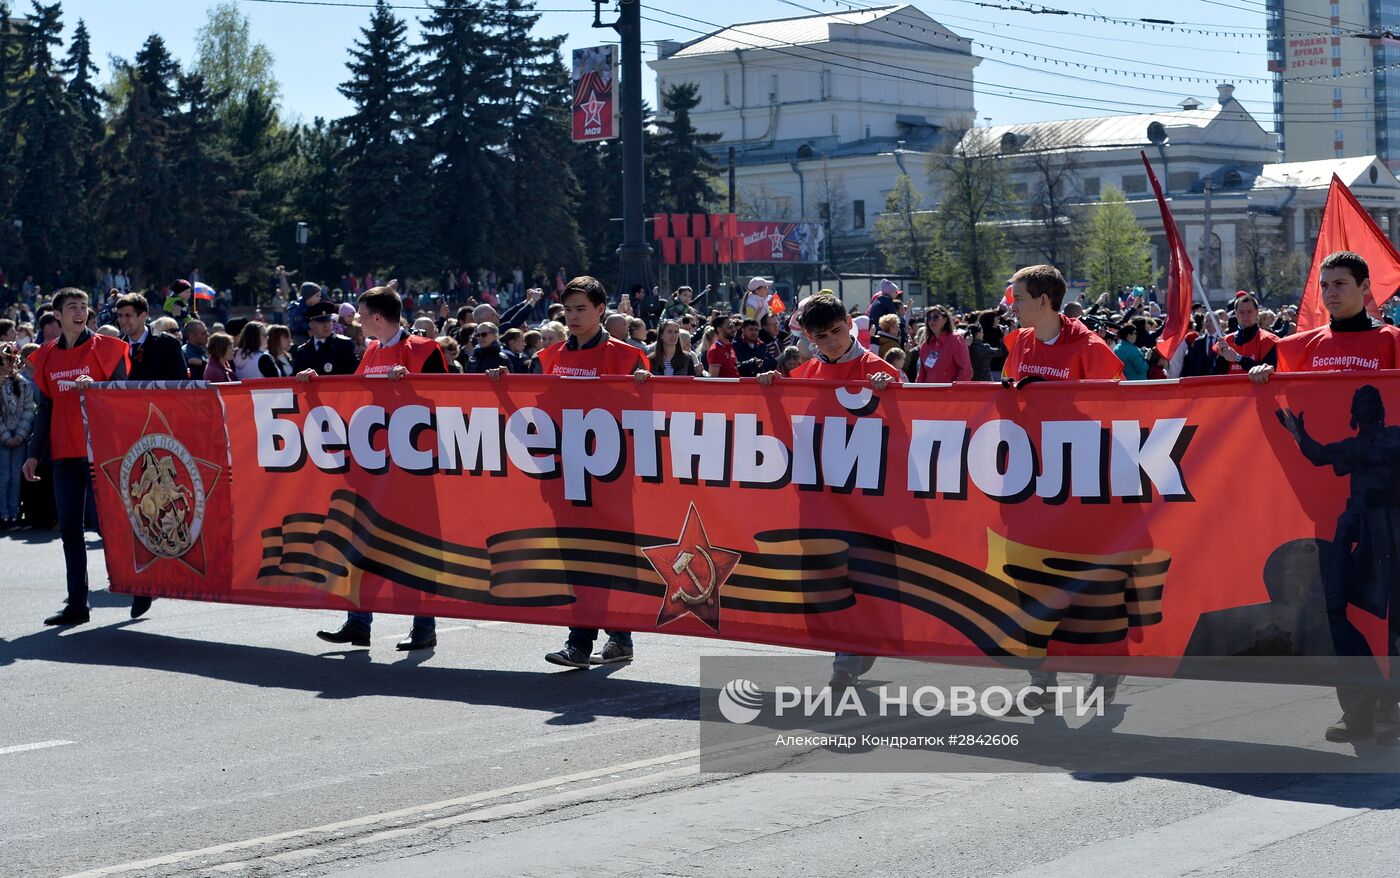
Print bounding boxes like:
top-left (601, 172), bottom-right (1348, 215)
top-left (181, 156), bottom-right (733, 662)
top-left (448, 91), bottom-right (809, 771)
top-left (98, 53), bottom-right (181, 288)
top-left (61, 17), bottom-right (103, 271)
top-left (222, 85), bottom-right (285, 274)
top-left (276, 118), bottom-right (348, 281)
top-left (0, 1), bottom-right (23, 269)
top-left (338, 0), bottom-right (434, 276)
top-left (10, 1), bottom-right (85, 283)
top-left (1080, 184), bottom-right (1152, 294)
top-left (169, 73), bottom-right (267, 285)
top-left (651, 82), bottom-right (721, 213)
top-left (417, 0), bottom-right (508, 270)
top-left (133, 34), bottom-right (179, 119)
top-left (505, 30), bottom-right (582, 274)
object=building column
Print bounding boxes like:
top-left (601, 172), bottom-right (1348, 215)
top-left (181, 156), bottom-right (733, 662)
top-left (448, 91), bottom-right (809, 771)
top-left (1291, 207), bottom-right (1305, 251)
top-left (1390, 209), bottom-right (1400, 246)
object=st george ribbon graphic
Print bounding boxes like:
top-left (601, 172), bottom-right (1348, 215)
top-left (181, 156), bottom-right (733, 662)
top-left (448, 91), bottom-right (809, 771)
top-left (79, 373), bottom-right (1400, 676)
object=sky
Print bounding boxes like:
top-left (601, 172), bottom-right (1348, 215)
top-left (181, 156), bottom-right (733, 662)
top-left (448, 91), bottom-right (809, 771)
top-left (49, 0), bottom-right (1282, 129)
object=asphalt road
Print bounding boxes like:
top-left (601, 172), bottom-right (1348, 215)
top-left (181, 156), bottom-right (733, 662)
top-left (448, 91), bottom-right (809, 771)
top-left (4, 530), bottom-right (1400, 878)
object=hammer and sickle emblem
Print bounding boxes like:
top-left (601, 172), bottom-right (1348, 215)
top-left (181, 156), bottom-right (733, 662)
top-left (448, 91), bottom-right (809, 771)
top-left (670, 546), bottom-right (718, 605)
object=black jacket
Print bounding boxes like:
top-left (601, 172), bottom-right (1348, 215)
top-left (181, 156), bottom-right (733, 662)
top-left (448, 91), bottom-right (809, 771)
top-left (292, 334), bottom-right (360, 376)
top-left (467, 342), bottom-right (510, 373)
top-left (1181, 333), bottom-right (1221, 378)
top-left (126, 331), bottom-right (190, 381)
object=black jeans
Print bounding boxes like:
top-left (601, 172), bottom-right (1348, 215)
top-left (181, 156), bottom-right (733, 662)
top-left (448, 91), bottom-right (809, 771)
top-left (52, 458), bottom-right (93, 609)
top-left (567, 628), bottom-right (632, 650)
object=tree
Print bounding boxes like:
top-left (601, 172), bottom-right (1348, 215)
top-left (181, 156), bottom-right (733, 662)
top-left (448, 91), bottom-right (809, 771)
top-left (192, 2), bottom-right (280, 119)
top-left (417, 0), bottom-right (507, 270)
top-left (875, 174), bottom-right (946, 290)
top-left (338, 0), bottom-right (434, 276)
top-left (0, 1), bottom-right (26, 269)
top-left (276, 118), bottom-right (348, 281)
top-left (168, 73), bottom-right (268, 286)
top-left (507, 43), bottom-right (583, 276)
top-left (61, 17), bottom-right (103, 270)
top-left (133, 34), bottom-right (179, 119)
top-left (929, 129), bottom-right (1010, 308)
top-left (1080, 184), bottom-right (1152, 295)
top-left (1009, 149), bottom-right (1080, 274)
top-left (1233, 212), bottom-right (1311, 305)
top-left (736, 182), bottom-right (794, 221)
top-left (10, 1), bottom-right (86, 282)
top-left (98, 52), bottom-right (181, 287)
top-left (651, 82), bottom-right (721, 213)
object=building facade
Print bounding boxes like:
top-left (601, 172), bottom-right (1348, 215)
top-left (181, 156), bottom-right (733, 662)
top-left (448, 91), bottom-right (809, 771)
top-left (650, 3), bottom-right (979, 295)
top-left (1267, 0), bottom-right (1400, 165)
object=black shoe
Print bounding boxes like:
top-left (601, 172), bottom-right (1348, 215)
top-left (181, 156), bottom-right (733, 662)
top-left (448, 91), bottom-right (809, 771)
top-left (545, 644), bottom-right (593, 668)
top-left (316, 625), bottom-right (370, 647)
top-left (1326, 712), bottom-right (1375, 743)
top-left (130, 596), bottom-right (153, 619)
top-left (396, 631), bottom-right (437, 651)
top-left (590, 641), bottom-right (633, 664)
top-left (828, 670), bottom-right (859, 691)
top-left (44, 607), bottom-right (90, 626)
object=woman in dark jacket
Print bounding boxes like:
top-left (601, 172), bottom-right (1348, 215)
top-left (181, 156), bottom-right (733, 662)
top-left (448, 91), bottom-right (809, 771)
top-left (647, 319), bottom-right (702, 376)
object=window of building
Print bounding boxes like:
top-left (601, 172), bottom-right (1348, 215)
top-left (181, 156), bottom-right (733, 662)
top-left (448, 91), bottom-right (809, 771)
top-left (1083, 176), bottom-right (1101, 198)
top-left (818, 201), bottom-right (830, 223)
top-left (1121, 174), bottom-right (1147, 194)
top-left (853, 200), bottom-right (865, 229)
top-left (1223, 169), bottom-right (1243, 188)
top-left (1169, 171), bottom-right (1198, 191)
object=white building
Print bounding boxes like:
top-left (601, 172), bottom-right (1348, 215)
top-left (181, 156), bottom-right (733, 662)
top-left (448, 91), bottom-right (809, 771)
top-left (651, 5), bottom-right (978, 258)
top-left (979, 85), bottom-right (1400, 300)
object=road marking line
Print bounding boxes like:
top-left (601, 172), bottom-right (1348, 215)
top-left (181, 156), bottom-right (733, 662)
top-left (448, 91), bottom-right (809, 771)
top-left (0, 739), bottom-right (74, 755)
top-left (61, 747), bottom-right (705, 878)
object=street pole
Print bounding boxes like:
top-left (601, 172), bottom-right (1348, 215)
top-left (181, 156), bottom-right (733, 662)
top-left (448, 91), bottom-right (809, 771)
top-left (606, 0), bottom-right (653, 303)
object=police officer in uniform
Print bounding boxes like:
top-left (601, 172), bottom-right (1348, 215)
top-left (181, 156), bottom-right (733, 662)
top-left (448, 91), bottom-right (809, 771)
top-left (292, 301), bottom-right (358, 376)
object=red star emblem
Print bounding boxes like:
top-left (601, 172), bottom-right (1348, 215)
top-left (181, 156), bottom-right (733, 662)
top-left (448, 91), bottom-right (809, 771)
top-left (99, 404), bottom-right (222, 576)
top-left (643, 503), bottom-right (742, 633)
top-left (581, 91), bottom-right (606, 130)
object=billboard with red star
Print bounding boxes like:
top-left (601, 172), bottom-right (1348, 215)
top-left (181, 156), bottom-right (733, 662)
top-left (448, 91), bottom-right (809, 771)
top-left (572, 45), bottom-right (618, 143)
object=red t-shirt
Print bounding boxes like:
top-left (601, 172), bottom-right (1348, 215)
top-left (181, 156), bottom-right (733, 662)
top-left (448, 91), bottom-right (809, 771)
top-left (1216, 327), bottom-right (1279, 373)
top-left (1001, 315), bottom-right (1124, 382)
top-left (537, 336), bottom-right (647, 377)
top-left (1274, 322), bottom-right (1400, 373)
top-left (791, 349), bottom-right (903, 384)
top-left (705, 339), bottom-right (740, 378)
top-left (356, 333), bottom-right (440, 377)
top-left (32, 332), bottom-right (130, 460)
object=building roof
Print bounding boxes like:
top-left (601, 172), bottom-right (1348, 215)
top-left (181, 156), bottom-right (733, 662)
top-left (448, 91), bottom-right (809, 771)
top-left (1252, 156), bottom-right (1399, 190)
top-left (662, 4), bottom-right (966, 59)
top-left (976, 104), bottom-right (1223, 153)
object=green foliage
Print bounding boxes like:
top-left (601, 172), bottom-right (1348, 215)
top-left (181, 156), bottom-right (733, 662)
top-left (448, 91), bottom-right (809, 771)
top-left (192, 2), bottom-right (280, 119)
top-left (928, 130), bottom-right (1010, 309)
top-left (651, 82), bottom-right (722, 213)
top-left (875, 174), bottom-right (947, 292)
top-left (1080, 184), bottom-right (1152, 294)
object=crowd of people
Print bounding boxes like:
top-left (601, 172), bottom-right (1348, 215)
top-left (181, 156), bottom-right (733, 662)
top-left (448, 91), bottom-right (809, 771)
top-left (4, 253), bottom-right (1399, 743)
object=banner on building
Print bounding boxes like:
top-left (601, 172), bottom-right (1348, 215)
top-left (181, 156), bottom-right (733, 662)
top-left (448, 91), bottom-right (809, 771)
top-left (83, 374), bottom-right (1400, 674)
top-left (571, 45), bottom-right (618, 143)
top-left (653, 213), bottom-right (825, 264)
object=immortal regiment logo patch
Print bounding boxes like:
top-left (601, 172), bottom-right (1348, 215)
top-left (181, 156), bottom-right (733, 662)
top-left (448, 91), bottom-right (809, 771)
top-left (100, 405), bottom-right (222, 574)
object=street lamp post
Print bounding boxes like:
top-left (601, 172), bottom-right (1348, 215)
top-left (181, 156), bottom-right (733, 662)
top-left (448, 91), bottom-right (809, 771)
top-left (596, 0), bottom-right (653, 302)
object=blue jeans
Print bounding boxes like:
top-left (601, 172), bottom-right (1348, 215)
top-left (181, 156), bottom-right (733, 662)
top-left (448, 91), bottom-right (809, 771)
top-left (567, 628), bottom-right (632, 650)
top-left (344, 611), bottom-right (435, 635)
top-left (52, 459), bottom-right (93, 609)
top-left (0, 444), bottom-right (22, 520)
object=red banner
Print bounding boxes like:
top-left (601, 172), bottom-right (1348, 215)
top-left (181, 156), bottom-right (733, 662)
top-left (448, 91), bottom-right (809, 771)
top-left (83, 374), bottom-right (1400, 669)
top-left (571, 46), bottom-right (618, 143)
top-left (655, 214), bottom-right (827, 264)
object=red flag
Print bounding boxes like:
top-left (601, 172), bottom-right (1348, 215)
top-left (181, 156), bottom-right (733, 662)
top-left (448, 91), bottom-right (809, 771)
top-left (1141, 151), bottom-right (1194, 360)
top-left (1297, 174), bottom-right (1400, 332)
top-left (768, 292), bottom-right (786, 314)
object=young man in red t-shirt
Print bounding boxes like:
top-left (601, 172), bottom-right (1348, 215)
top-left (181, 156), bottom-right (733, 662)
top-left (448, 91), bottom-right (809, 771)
top-left (491, 276), bottom-right (650, 668)
top-left (1250, 251), bottom-right (1400, 742)
top-left (1003, 264), bottom-right (1124, 384)
top-left (308, 281), bottom-right (448, 652)
top-left (757, 293), bottom-right (898, 688)
top-left (1002, 265), bottom-right (1124, 705)
top-left (704, 314), bottom-right (741, 378)
top-left (22, 288), bottom-right (141, 625)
